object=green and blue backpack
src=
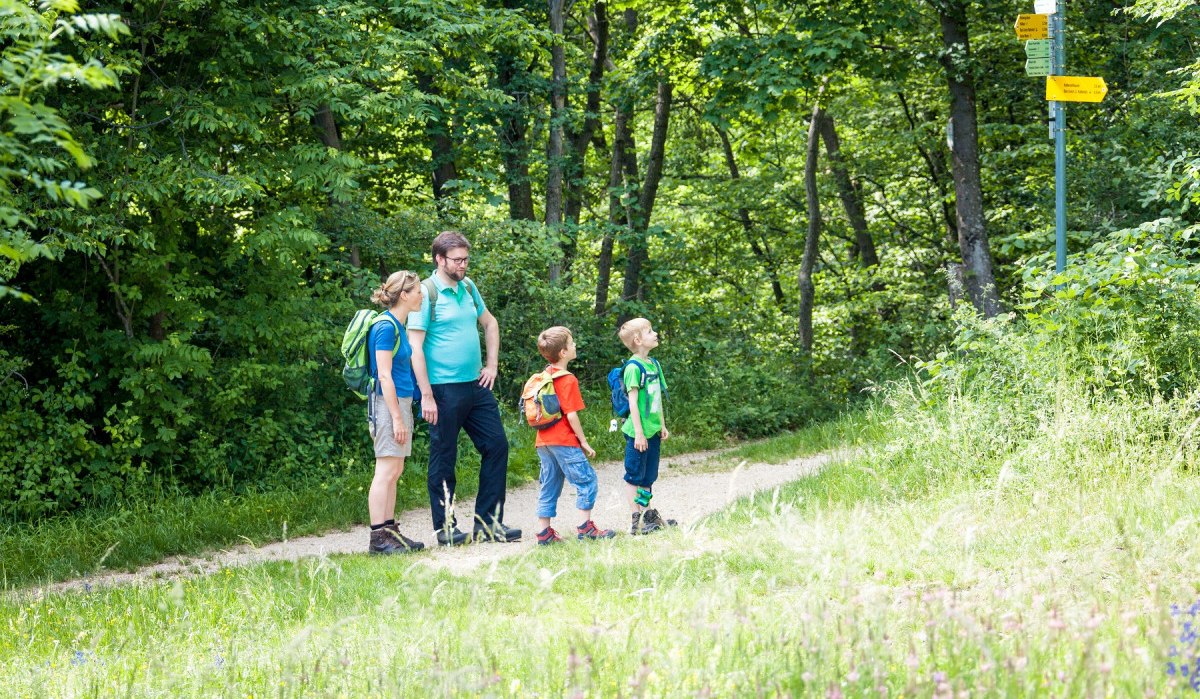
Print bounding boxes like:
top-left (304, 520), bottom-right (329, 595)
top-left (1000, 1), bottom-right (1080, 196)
top-left (340, 310), bottom-right (401, 399)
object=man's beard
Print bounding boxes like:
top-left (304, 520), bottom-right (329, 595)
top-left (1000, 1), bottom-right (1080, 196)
top-left (445, 267), bottom-right (466, 282)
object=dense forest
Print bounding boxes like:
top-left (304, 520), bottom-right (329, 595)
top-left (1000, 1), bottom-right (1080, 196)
top-left (2, 0), bottom-right (1198, 520)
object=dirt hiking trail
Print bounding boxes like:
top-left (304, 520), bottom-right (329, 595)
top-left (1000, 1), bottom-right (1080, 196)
top-left (50, 447), bottom-right (831, 593)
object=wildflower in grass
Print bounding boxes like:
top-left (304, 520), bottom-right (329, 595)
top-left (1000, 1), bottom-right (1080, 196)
top-left (1048, 608), bottom-right (1066, 631)
top-left (1167, 599), bottom-right (1200, 691)
top-left (71, 650), bottom-right (88, 666)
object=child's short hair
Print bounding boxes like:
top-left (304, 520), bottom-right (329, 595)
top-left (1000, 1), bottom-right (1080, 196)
top-left (538, 326), bottom-right (573, 363)
top-left (618, 318), bottom-right (651, 352)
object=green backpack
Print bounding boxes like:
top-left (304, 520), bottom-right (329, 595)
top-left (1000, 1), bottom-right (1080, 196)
top-left (340, 310), bottom-right (401, 399)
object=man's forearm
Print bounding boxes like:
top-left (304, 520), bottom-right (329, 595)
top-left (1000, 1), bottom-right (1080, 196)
top-left (408, 331), bottom-right (433, 396)
top-left (484, 321), bottom-right (499, 368)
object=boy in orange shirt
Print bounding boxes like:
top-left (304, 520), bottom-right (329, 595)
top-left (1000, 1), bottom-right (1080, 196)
top-left (533, 326), bottom-right (616, 545)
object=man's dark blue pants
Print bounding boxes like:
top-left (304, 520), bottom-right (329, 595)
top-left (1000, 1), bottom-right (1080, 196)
top-left (427, 381), bottom-right (509, 531)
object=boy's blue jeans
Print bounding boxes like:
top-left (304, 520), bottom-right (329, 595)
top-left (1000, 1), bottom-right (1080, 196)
top-left (623, 434), bottom-right (662, 488)
top-left (535, 445), bottom-right (598, 518)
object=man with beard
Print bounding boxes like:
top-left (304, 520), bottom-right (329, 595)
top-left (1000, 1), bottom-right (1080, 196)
top-left (408, 231), bottom-right (521, 545)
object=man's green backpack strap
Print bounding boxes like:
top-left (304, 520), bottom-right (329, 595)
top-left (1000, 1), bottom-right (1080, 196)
top-left (340, 310), bottom-right (401, 400)
top-left (420, 276), bottom-right (480, 326)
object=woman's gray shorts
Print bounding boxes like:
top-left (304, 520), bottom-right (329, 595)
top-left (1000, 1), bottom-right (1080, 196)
top-left (368, 393), bottom-right (414, 458)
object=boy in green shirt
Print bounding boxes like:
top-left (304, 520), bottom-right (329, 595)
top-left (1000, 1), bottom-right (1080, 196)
top-left (618, 317), bottom-right (676, 535)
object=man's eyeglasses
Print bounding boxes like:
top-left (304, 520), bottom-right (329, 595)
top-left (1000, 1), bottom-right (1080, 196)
top-left (444, 256), bottom-right (470, 266)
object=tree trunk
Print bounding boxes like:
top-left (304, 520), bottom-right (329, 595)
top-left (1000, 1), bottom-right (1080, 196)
top-left (545, 0), bottom-right (567, 252)
top-left (798, 105), bottom-right (823, 353)
top-left (898, 91), bottom-right (957, 246)
top-left (818, 114), bottom-right (878, 267)
top-left (416, 71), bottom-right (458, 202)
top-left (939, 1), bottom-right (1002, 317)
top-left (715, 125), bottom-right (785, 305)
top-left (595, 107), bottom-right (629, 315)
top-left (495, 53), bottom-right (535, 221)
top-left (314, 103), bottom-right (359, 268)
top-left (621, 81), bottom-right (672, 307)
top-left (564, 1), bottom-right (608, 227)
top-left (559, 1), bottom-right (609, 281)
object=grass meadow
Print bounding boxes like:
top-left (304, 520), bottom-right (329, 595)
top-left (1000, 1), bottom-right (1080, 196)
top-left (4, 369), bottom-right (1200, 698)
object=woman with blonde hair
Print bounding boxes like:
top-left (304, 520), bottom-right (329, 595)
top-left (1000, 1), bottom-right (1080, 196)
top-left (365, 270), bottom-right (426, 554)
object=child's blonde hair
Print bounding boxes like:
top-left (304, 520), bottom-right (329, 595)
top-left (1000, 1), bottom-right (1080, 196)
top-left (537, 326), bottom-right (573, 363)
top-left (618, 318), bottom-right (651, 352)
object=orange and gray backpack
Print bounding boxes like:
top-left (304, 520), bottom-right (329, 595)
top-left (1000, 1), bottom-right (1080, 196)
top-left (519, 367), bottom-right (566, 429)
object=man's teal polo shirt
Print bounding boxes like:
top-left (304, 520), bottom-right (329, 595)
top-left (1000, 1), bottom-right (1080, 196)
top-left (406, 274), bottom-right (487, 385)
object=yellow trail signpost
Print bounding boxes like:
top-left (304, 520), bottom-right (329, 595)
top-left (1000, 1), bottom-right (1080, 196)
top-left (1013, 3), bottom-right (1110, 275)
top-left (1014, 14), bottom-right (1048, 40)
top-left (1045, 76), bottom-right (1109, 103)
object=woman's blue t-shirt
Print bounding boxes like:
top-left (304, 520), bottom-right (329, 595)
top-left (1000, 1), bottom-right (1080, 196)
top-left (367, 311), bottom-right (416, 398)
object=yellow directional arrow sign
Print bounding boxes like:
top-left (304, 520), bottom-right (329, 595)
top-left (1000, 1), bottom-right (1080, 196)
top-left (1045, 76), bottom-right (1109, 103)
top-left (1014, 14), bottom-right (1048, 40)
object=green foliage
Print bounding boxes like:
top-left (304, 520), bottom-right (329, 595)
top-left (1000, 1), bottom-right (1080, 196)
top-left (1021, 218), bottom-right (1200, 396)
top-left (0, 0), bottom-right (126, 299)
top-left (921, 218), bottom-right (1200, 403)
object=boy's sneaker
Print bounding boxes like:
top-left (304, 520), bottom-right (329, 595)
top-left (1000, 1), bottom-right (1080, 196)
top-left (577, 520), bottom-right (616, 540)
top-left (631, 511), bottom-right (663, 536)
top-left (536, 527), bottom-right (563, 546)
top-left (642, 508), bottom-right (677, 528)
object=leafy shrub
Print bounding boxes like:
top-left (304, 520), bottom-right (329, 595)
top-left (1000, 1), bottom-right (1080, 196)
top-left (919, 218), bottom-right (1200, 405)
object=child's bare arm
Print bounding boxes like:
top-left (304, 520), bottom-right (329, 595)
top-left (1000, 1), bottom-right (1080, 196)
top-left (628, 387), bottom-right (648, 451)
top-left (565, 411), bottom-right (595, 457)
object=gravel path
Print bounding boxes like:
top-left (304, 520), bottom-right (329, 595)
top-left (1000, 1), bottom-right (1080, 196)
top-left (51, 447), bottom-right (830, 593)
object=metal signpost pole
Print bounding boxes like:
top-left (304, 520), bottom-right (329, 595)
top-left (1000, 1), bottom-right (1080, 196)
top-left (1052, 6), bottom-right (1067, 274)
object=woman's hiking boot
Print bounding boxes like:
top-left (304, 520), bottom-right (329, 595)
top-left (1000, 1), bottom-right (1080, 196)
top-left (576, 520), bottom-right (616, 540)
top-left (386, 524), bottom-right (425, 551)
top-left (536, 527), bottom-right (563, 546)
top-left (369, 527), bottom-right (424, 555)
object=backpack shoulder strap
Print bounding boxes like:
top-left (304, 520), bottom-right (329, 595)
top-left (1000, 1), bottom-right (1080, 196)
top-left (379, 312), bottom-right (402, 352)
top-left (421, 277), bottom-right (439, 325)
top-left (623, 358), bottom-right (650, 389)
top-left (464, 277), bottom-right (483, 317)
top-left (368, 313), bottom-right (403, 359)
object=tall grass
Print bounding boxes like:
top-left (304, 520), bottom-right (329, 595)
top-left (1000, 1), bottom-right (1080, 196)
top-left (4, 323), bottom-right (1199, 696)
